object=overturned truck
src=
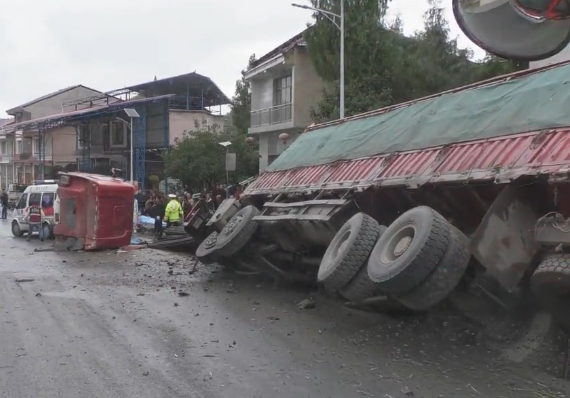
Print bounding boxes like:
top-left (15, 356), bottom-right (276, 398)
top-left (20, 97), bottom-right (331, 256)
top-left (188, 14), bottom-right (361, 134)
top-left (190, 61), bottom-right (570, 333)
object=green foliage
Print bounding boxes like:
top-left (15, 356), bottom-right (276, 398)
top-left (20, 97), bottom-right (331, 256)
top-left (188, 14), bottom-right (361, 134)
top-left (231, 54), bottom-right (257, 134)
top-left (305, 0), bottom-right (528, 123)
top-left (163, 125), bottom-right (258, 191)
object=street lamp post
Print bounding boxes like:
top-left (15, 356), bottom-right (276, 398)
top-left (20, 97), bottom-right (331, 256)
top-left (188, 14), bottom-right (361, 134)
top-left (123, 108), bottom-right (140, 183)
top-left (219, 141), bottom-right (232, 184)
top-left (292, 1), bottom-right (345, 119)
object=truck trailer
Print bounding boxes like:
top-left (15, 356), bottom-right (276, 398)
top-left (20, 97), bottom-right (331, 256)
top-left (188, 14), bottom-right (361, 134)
top-left (188, 60), bottom-right (570, 335)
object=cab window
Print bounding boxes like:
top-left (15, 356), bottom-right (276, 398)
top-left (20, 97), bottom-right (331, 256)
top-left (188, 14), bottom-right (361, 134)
top-left (29, 193), bottom-right (41, 206)
top-left (16, 193), bottom-right (28, 209)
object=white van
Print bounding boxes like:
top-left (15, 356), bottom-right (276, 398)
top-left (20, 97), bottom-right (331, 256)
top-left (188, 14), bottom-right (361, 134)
top-left (11, 183), bottom-right (58, 238)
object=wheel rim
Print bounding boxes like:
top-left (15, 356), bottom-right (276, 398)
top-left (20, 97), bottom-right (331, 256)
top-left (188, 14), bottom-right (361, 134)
top-left (221, 214), bottom-right (243, 237)
top-left (203, 232), bottom-right (218, 249)
top-left (380, 224), bottom-right (416, 264)
top-left (332, 230), bottom-right (351, 259)
top-left (43, 224), bottom-right (50, 238)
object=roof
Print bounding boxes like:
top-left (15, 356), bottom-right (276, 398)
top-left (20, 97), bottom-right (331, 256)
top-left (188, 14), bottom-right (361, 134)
top-left (62, 171), bottom-right (132, 186)
top-left (1, 94), bottom-right (174, 133)
top-left (6, 85), bottom-right (104, 114)
top-left (117, 72), bottom-right (231, 107)
top-left (250, 29), bottom-right (308, 69)
top-left (0, 119), bottom-right (13, 128)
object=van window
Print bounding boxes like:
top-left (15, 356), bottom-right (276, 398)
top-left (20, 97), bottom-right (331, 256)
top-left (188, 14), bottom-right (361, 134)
top-left (29, 193), bottom-right (41, 206)
top-left (41, 193), bottom-right (54, 208)
top-left (16, 193), bottom-right (28, 209)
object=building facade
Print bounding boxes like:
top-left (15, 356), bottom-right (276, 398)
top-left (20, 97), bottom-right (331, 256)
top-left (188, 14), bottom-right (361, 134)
top-left (0, 85), bottom-right (111, 188)
top-left (245, 30), bottom-right (325, 173)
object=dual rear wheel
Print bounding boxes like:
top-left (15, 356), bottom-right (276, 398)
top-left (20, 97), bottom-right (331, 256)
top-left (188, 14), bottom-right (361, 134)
top-left (317, 206), bottom-right (471, 311)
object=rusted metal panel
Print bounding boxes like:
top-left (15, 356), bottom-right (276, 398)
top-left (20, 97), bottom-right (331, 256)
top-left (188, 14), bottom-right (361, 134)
top-left (434, 134), bottom-right (534, 174)
top-left (244, 129), bottom-right (570, 196)
top-left (376, 149), bottom-right (441, 180)
top-left (322, 157), bottom-right (385, 188)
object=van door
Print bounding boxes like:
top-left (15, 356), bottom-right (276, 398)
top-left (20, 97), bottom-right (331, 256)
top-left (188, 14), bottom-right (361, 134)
top-left (14, 192), bottom-right (28, 226)
top-left (41, 191), bottom-right (55, 225)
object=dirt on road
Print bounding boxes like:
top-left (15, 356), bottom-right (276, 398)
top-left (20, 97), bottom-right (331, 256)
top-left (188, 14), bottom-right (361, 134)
top-left (0, 229), bottom-right (569, 398)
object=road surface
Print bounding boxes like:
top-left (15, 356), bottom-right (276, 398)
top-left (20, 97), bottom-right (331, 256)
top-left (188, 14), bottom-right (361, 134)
top-left (0, 220), bottom-right (568, 398)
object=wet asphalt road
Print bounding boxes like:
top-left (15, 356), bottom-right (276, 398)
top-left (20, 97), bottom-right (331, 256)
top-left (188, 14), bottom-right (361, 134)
top-left (0, 220), bottom-right (569, 397)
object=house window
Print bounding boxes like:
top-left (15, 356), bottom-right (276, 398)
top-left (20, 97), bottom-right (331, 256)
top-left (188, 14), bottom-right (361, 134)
top-left (0, 141), bottom-right (5, 155)
top-left (33, 138), bottom-right (40, 154)
top-left (273, 75), bottom-right (292, 106)
top-left (16, 139), bottom-right (22, 154)
top-left (77, 124), bottom-right (91, 149)
top-left (15, 112), bottom-right (22, 124)
top-left (110, 121), bottom-right (126, 147)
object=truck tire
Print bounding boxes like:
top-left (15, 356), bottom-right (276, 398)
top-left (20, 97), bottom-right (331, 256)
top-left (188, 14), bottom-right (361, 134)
top-left (318, 213), bottom-right (381, 294)
top-left (367, 206), bottom-right (451, 295)
top-left (393, 225), bottom-right (470, 311)
top-left (339, 225), bottom-right (388, 302)
top-left (215, 205), bottom-right (260, 257)
top-left (196, 231), bottom-right (220, 265)
top-left (11, 221), bottom-right (23, 237)
top-left (531, 253), bottom-right (570, 331)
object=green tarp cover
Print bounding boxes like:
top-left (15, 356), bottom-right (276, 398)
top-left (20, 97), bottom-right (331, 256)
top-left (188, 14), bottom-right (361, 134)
top-left (267, 63), bottom-right (570, 172)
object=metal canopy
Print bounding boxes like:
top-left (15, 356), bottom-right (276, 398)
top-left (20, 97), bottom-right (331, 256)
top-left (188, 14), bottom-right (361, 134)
top-left (117, 72), bottom-right (231, 107)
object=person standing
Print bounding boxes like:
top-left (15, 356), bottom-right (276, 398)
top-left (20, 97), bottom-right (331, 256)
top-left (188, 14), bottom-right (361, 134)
top-left (164, 193), bottom-right (183, 228)
top-left (0, 191), bottom-right (8, 219)
top-left (25, 201), bottom-right (44, 241)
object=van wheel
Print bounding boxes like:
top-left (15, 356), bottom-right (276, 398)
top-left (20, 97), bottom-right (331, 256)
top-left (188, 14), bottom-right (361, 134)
top-left (11, 221), bottom-right (23, 237)
top-left (339, 225), bottom-right (387, 302)
top-left (393, 225), bottom-right (470, 311)
top-left (215, 205), bottom-right (260, 257)
top-left (367, 206), bottom-right (451, 295)
top-left (531, 253), bottom-right (570, 331)
top-left (196, 232), bottom-right (220, 265)
top-left (318, 213), bottom-right (381, 293)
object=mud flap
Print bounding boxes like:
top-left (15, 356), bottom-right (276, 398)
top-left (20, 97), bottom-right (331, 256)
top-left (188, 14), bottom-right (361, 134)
top-left (469, 185), bottom-right (539, 292)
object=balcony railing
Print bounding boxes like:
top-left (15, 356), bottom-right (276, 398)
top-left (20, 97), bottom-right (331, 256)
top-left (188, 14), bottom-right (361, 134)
top-left (250, 103), bottom-right (292, 127)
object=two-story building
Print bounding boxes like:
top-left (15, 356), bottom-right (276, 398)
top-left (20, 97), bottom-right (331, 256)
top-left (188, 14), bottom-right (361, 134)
top-left (245, 30), bottom-right (325, 173)
top-left (0, 85), bottom-right (114, 188)
top-left (0, 72), bottom-right (230, 189)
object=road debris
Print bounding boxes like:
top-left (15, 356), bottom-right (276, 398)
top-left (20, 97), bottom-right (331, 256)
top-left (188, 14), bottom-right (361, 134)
top-left (298, 299), bottom-right (316, 309)
top-left (15, 279), bottom-right (34, 283)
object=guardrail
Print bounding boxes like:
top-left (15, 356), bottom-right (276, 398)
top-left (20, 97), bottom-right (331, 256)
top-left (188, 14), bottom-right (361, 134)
top-left (250, 103), bottom-right (292, 127)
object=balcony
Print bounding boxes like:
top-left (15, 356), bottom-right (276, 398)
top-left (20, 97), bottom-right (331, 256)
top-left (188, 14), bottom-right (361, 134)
top-left (249, 104), bottom-right (293, 134)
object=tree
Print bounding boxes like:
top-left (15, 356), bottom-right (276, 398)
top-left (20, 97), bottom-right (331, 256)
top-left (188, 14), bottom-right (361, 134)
top-left (304, 0), bottom-right (527, 123)
top-left (163, 125), bottom-right (259, 191)
top-left (305, 0), bottom-right (396, 122)
top-left (231, 54), bottom-right (256, 135)
top-left (474, 54), bottom-right (528, 81)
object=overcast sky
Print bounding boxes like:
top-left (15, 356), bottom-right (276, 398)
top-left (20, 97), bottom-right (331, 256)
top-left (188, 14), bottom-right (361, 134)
top-left (0, 0), bottom-right (475, 118)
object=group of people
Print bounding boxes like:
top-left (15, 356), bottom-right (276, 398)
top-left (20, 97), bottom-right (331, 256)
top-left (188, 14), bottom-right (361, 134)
top-left (134, 182), bottom-right (244, 238)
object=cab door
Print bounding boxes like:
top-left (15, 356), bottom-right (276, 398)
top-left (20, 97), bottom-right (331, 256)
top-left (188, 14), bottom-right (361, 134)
top-left (13, 192), bottom-right (30, 228)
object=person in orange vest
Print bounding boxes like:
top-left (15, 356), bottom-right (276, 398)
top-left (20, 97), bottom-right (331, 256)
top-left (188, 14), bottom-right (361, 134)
top-left (26, 201), bottom-right (45, 241)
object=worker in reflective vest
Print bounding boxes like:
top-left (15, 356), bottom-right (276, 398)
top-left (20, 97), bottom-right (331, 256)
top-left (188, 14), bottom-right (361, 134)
top-left (26, 202), bottom-right (45, 242)
top-left (164, 193), bottom-right (183, 228)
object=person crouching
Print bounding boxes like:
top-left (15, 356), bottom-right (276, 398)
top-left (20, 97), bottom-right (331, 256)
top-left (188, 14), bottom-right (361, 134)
top-left (26, 202), bottom-right (45, 242)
